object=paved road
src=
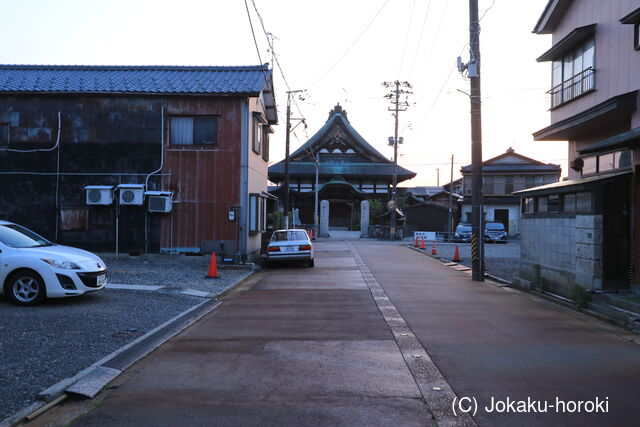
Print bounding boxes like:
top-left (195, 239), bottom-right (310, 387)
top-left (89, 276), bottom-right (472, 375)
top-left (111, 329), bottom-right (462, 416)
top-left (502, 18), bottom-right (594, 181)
top-left (42, 241), bottom-right (436, 426)
top-left (353, 241), bottom-right (640, 426)
top-left (32, 240), bottom-right (640, 426)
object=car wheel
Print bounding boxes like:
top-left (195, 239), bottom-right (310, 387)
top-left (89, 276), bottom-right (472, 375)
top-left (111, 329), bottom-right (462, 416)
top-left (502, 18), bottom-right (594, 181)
top-left (6, 270), bottom-right (46, 306)
top-left (308, 259), bottom-right (315, 268)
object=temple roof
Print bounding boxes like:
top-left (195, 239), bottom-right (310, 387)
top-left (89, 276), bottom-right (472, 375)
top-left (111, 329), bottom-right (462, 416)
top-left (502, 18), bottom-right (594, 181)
top-left (269, 104), bottom-right (416, 182)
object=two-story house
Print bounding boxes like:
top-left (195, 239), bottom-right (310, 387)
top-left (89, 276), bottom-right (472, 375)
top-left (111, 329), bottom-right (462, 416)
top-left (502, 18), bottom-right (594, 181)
top-left (517, 0), bottom-right (640, 296)
top-left (460, 148), bottom-right (561, 235)
top-left (0, 64), bottom-right (277, 263)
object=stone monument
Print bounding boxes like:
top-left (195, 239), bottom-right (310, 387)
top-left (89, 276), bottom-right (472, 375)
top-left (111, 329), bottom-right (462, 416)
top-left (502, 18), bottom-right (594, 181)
top-left (320, 200), bottom-right (330, 237)
top-left (360, 200), bottom-right (369, 238)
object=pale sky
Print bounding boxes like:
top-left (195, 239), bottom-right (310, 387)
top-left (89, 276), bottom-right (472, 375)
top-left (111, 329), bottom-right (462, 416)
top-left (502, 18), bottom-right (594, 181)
top-left (0, 0), bottom-right (563, 186)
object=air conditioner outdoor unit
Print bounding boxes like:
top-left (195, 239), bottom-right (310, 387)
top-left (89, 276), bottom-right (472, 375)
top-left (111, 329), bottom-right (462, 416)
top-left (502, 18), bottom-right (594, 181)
top-left (145, 191), bottom-right (173, 213)
top-left (118, 184), bottom-right (145, 206)
top-left (85, 186), bottom-right (114, 205)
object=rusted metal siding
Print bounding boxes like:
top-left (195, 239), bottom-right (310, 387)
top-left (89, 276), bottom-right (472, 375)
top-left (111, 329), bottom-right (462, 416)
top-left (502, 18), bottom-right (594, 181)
top-left (161, 98), bottom-right (243, 250)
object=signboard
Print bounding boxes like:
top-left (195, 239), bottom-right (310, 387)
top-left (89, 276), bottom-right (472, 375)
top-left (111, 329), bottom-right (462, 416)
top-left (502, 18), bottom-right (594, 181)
top-left (413, 231), bottom-right (437, 241)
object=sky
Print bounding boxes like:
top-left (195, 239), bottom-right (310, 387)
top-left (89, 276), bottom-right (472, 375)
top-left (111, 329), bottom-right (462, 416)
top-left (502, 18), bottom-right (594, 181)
top-left (0, 0), bottom-right (563, 186)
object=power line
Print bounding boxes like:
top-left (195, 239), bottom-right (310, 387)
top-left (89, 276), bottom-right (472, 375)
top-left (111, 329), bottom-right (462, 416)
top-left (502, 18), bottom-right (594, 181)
top-left (243, 0), bottom-right (270, 86)
top-left (407, 0), bottom-right (433, 80)
top-left (398, 0), bottom-right (417, 77)
top-left (308, 0), bottom-right (390, 89)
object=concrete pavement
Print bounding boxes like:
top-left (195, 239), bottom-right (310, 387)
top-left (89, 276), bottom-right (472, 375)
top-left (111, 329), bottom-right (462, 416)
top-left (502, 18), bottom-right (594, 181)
top-left (353, 240), bottom-right (640, 426)
top-left (28, 239), bottom-right (640, 426)
top-left (40, 241), bottom-right (436, 426)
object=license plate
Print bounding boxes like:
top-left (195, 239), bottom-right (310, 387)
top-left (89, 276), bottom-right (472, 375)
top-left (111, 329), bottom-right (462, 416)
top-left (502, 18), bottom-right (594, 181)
top-left (281, 246), bottom-right (296, 252)
top-left (97, 274), bottom-right (107, 286)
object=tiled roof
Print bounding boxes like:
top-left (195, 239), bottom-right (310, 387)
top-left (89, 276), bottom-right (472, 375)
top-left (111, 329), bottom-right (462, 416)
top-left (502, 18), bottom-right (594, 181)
top-left (268, 161), bottom-right (416, 181)
top-left (460, 164), bottom-right (561, 173)
top-left (0, 64), bottom-right (272, 95)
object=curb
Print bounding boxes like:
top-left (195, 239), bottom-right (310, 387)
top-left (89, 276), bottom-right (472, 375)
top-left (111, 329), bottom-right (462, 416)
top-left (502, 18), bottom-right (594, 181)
top-left (1, 269), bottom-right (258, 427)
top-left (407, 245), bottom-right (514, 286)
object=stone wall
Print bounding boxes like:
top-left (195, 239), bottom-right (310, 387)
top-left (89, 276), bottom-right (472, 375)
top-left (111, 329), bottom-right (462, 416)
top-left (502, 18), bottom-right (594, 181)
top-left (519, 215), bottom-right (603, 297)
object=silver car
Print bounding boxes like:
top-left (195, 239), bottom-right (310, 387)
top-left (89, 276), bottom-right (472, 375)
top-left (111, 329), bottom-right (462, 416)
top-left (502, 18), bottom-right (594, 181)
top-left (266, 229), bottom-right (314, 267)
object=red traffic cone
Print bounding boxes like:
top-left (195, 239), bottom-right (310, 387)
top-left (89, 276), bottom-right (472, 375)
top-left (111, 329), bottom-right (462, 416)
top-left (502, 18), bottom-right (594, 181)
top-left (206, 252), bottom-right (219, 278)
top-left (431, 243), bottom-right (437, 255)
top-left (453, 245), bottom-right (461, 262)
top-left (414, 235), bottom-right (419, 247)
top-left (420, 237), bottom-right (426, 250)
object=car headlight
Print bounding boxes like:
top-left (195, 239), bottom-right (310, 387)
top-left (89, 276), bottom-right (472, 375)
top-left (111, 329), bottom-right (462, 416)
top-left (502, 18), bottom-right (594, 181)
top-left (41, 258), bottom-right (81, 269)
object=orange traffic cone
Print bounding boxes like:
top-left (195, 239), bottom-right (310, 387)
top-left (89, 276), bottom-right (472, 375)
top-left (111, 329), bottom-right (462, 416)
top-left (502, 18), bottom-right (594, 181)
top-left (206, 252), bottom-right (219, 278)
top-left (431, 243), bottom-right (437, 255)
top-left (420, 237), bottom-right (426, 250)
top-left (453, 245), bottom-right (461, 262)
top-left (414, 235), bottom-right (419, 247)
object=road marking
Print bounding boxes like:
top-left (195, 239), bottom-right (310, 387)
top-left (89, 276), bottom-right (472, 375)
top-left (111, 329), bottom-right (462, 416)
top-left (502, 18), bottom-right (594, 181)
top-left (347, 241), bottom-right (477, 427)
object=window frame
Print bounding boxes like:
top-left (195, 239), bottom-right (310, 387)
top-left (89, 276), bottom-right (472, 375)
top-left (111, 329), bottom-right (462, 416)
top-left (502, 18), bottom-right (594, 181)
top-left (169, 115), bottom-right (219, 147)
top-left (634, 23), bottom-right (640, 50)
top-left (0, 122), bottom-right (9, 145)
top-left (249, 193), bottom-right (268, 234)
top-left (252, 119), bottom-right (262, 155)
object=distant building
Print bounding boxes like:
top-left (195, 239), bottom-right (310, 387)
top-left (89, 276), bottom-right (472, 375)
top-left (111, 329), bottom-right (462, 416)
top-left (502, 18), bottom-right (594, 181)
top-left (0, 64), bottom-right (277, 262)
top-left (460, 148), bottom-right (561, 234)
top-left (518, 0), bottom-right (640, 296)
top-left (268, 104), bottom-right (415, 230)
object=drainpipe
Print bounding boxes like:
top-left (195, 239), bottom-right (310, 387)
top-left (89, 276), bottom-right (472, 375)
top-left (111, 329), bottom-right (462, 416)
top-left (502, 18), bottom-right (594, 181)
top-left (239, 100), bottom-right (249, 263)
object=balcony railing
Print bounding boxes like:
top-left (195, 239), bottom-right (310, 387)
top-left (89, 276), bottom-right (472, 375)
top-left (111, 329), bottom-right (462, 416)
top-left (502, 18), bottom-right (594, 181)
top-left (547, 67), bottom-right (595, 109)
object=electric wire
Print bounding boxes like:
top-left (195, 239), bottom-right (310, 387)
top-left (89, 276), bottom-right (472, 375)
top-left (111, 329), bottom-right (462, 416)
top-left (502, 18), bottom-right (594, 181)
top-left (308, 0), bottom-right (390, 89)
top-left (397, 0), bottom-right (417, 77)
top-left (243, 0), bottom-right (270, 87)
top-left (407, 0), bottom-right (433, 81)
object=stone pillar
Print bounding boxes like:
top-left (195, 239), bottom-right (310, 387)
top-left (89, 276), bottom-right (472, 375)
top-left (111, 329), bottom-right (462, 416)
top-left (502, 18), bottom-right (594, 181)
top-left (360, 200), bottom-right (369, 238)
top-left (320, 200), bottom-right (330, 237)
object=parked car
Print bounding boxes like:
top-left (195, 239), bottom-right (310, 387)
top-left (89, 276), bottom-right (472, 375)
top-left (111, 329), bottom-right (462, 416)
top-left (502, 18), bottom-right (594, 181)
top-left (266, 229), bottom-right (314, 267)
top-left (0, 221), bottom-right (107, 306)
top-left (484, 221), bottom-right (508, 243)
top-left (454, 223), bottom-right (472, 242)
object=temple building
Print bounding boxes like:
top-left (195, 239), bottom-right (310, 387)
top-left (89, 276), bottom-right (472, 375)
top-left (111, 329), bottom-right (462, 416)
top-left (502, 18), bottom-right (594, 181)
top-left (268, 104), bottom-right (416, 230)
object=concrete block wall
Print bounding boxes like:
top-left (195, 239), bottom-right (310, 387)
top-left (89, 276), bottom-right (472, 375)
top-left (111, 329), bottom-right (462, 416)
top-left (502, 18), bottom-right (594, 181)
top-left (574, 215), bottom-right (603, 290)
top-left (519, 214), bottom-right (603, 297)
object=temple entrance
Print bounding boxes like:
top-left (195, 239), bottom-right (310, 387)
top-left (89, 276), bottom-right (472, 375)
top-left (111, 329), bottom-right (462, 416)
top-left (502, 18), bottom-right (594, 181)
top-left (329, 201), bottom-right (354, 229)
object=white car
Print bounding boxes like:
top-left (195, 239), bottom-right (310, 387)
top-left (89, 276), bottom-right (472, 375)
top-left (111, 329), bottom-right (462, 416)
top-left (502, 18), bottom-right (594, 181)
top-left (266, 229), bottom-right (314, 267)
top-left (0, 220), bottom-right (107, 306)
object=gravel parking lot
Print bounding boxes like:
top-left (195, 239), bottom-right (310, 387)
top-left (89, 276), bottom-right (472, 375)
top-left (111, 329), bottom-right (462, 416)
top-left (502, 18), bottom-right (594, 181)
top-left (0, 254), bottom-right (254, 422)
top-left (414, 241), bottom-right (521, 282)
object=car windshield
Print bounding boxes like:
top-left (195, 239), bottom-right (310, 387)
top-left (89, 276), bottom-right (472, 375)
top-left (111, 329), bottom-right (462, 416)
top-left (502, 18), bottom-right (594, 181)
top-left (0, 224), bottom-right (53, 248)
top-left (271, 230), bottom-right (308, 242)
top-left (456, 224), bottom-right (471, 232)
top-left (486, 223), bottom-right (505, 231)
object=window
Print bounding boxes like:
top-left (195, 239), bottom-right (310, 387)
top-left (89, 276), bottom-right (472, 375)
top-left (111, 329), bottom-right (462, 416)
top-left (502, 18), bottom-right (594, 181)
top-left (538, 196), bottom-right (548, 213)
top-left (635, 24), bottom-right (640, 50)
top-left (0, 122), bottom-right (9, 145)
top-left (549, 37), bottom-right (595, 108)
top-left (505, 176), bottom-right (514, 194)
top-left (548, 194), bottom-right (561, 212)
top-left (581, 150), bottom-right (631, 176)
top-left (483, 176), bottom-right (494, 195)
top-left (525, 175), bottom-right (536, 188)
top-left (523, 197), bottom-right (534, 214)
top-left (563, 193), bottom-right (576, 212)
top-left (249, 194), bottom-right (267, 234)
top-left (170, 116), bottom-right (218, 146)
top-left (252, 119), bottom-right (262, 154)
top-left (576, 192), bottom-right (592, 212)
top-left (262, 130), bottom-right (269, 161)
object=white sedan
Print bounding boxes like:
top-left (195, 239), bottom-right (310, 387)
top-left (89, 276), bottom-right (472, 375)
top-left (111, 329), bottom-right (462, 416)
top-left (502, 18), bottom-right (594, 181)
top-left (0, 220), bottom-right (107, 306)
top-left (266, 229), bottom-right (314, 267)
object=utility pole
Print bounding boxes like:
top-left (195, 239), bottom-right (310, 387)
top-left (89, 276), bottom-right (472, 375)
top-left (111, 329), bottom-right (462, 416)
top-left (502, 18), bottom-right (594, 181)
top-left (465, 0), bottom-right (485, 281)
top-left (436, 168), bottom-right (440, 187)
top-left (383, 80), bottom-right (412, 240)
top-left (283, 89), bottom-right (305, 230)
top-left (447, 154), bottom-right (454, 237)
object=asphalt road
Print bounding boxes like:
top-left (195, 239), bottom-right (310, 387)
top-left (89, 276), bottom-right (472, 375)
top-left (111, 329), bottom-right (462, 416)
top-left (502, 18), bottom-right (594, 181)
top-left (29, 240), bottom-right (640, 426)
top-left (353, 241), bottom-right (640, 426)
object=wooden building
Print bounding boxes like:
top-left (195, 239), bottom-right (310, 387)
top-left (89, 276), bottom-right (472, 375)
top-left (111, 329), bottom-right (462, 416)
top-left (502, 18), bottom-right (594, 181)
top-left (268, 104), bottom-right (415, 230)
top-left (0, 64), bottom-right (277, 262)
